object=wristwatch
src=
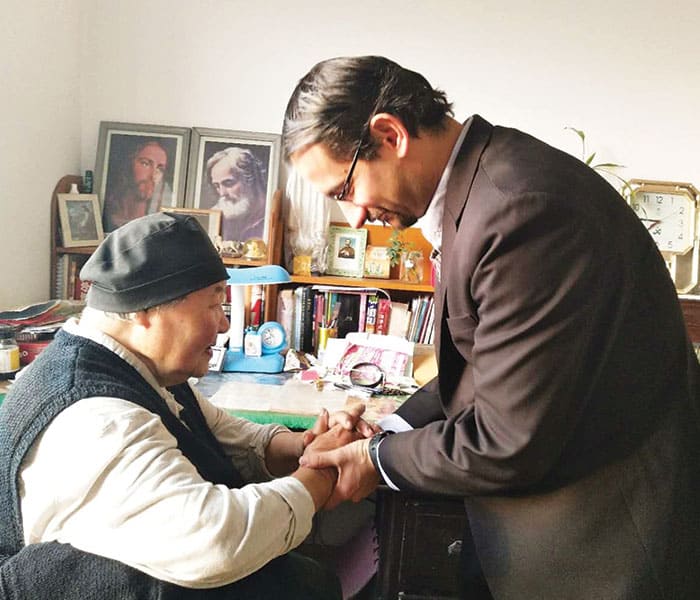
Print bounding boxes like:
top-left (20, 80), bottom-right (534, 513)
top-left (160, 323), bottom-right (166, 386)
top-left (367, 431), bottom-right (392, 471)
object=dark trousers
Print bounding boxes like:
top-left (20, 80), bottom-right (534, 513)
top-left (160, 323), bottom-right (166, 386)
top-left (458, 523), bottom-right (494, 600)
top-left (0, 542), bottom-right (341, 600)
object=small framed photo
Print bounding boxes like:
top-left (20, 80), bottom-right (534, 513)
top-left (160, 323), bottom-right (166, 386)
top-left (94, 121), bottom-right (191, 233)
top-left (327, 225), bottom-right (368, 278)
top-left (57, 193), bottom-right (105, 247)
top-left (185, 127), bottom-right (280, 245)
top-left (160, 207), bottom-right (222, 242)
top-left (363, 245), bottom-right (391, 279)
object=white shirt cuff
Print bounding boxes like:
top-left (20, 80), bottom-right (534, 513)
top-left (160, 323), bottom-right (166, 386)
top-left (375, 414), bottom-right (413, 490)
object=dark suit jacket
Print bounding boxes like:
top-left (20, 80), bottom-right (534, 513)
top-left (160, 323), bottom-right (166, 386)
top-left (379, 116), bottom-right (700, 599)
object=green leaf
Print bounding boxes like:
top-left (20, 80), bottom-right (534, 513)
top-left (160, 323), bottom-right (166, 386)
top-left (592, 162), bottom-right (625, 170)
top-left (585, 152), bottom-right (596, 165)
top-left (565, 126), bottom-right (585, 142)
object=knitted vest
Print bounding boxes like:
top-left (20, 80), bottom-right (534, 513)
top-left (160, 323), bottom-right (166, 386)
top-left (0, 328), bottom-right (243, 562)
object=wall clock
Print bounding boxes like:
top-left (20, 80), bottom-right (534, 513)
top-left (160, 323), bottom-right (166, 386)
top-left (629, 179), bottom-right (700, 293)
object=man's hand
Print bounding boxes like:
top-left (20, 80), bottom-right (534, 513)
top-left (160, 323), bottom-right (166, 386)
top-left (300, 437), bottom-right (380, 510)
top-left (302, 403), bottom-right (380, 448)
top-left (293, 424), bottom-right (367, 510)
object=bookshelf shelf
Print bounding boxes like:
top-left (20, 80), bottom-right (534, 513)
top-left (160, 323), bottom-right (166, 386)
top-left (290, 274), bottom-right (434, 293)
top-left (55, 246), bottom-right (95, 255)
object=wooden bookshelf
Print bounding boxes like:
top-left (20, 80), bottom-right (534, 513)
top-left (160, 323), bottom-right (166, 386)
top-left (50, 177), bottom-right (283, 322)
top-left (289, 223), bottom-right (435, 293)
top-left (679, 296), bottom-right (700, 343)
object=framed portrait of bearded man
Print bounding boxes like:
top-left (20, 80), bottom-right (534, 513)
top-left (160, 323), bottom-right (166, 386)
top-left (185, 127), bottom-right (280, 247)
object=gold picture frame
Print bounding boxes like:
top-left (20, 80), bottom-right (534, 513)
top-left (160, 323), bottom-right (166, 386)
top-left (57, 193), bottom-right (105, 248)
top-left (160, 207), bottom-right (222, 242)
top-left (327, 225), bottom-right (368, 278)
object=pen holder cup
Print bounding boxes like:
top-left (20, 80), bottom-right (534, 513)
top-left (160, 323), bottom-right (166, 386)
top-left (317, 326), bottom-right (337, 355)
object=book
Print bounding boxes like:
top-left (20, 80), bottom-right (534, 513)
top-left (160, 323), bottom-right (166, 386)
top-left (357, 291), bottom-right (368, 333)
top-left (276, 288), bottom-right (295, 350)
top-left (53, 254), bottom-right (70, 299)
top-left (0, 299), bottom-right (84, 327)
top-left (335, 293), bottom-right (361, 339)
top-left (375, 298), bottom-right (392, 335)
top-left (292, 287), bottom-right (304, 351)
top-left (365, 294), bottom-right (379, 334)
top-left (387, 301), bottom-right (411, 339)
top-left (418, 296), bottom-right (435, 343)
top-left (295, 286), bottom-right (315, 353)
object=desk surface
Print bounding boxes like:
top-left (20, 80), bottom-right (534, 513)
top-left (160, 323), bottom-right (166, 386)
top-left (0, 374), bottom-right (405, 430)
top-left (196, 371), bottom-right (406, 429)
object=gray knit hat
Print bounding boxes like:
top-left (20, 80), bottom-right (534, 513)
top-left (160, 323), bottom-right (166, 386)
top-left (80, 212), bottom-right (228, 312)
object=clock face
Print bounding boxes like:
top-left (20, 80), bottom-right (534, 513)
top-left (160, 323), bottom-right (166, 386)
top-left (631, 190), bottom-right (695, 254)
top-left (257, 321), bottom-right (287, 354)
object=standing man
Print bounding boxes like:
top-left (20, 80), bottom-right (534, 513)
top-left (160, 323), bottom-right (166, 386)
top-left (0, 212), bottom-right (368, 598)
top-left (284, 55), bottom-right (700, 599)
top-left (103, 139), bottom-right (173, 232)
top-left (206, 147), bottom-right (268, 242)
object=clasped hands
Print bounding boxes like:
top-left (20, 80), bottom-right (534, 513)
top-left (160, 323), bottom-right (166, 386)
top-left (301, 404), bottom-right (383, 509)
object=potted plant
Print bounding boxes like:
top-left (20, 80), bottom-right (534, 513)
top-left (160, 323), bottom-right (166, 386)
top-left (387, 230), bottom-right (424, 283)
top-left (566, 127), bottom-right (632, 200)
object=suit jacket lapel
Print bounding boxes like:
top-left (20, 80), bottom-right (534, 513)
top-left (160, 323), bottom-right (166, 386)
top-left (436, 115), bottom-right (493, 356)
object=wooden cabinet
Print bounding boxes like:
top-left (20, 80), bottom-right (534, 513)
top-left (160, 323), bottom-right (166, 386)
top-left (679, 296), bottom-right (700, 343)
top-left (283, 224), bottom-right (435, 349)
top-left (375, 488), bottom-right (468, 600)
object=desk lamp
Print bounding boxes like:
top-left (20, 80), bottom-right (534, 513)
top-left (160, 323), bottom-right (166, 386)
top-left (222, 265), bottom-right (290, 373)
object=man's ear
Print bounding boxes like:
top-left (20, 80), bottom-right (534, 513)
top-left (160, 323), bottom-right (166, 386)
top-left (369, 113), bottom-right (409, 158)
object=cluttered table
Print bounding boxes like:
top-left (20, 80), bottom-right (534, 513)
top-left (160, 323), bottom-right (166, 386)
top-left (0, 373), bottom-right (406, 429)
top-left (194, 370), bottom-right (408, 429)
top-left (194, 338), bottom-right (438, 428)
top-left (0, 344), bottom-right (437, 429)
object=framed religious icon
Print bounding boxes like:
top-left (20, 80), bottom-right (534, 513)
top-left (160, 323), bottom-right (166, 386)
top-left (327, 225), bottom-right (368, 278)
top-left (94, 121), bottom-right (191, 233)
top-left (57, 193), bottom-right (105, 247)
top-left (185, 127), bottom-right (280, 245)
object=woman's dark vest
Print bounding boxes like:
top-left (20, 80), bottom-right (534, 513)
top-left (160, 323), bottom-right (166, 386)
top-left (0, 329), bottom-right (244, 598)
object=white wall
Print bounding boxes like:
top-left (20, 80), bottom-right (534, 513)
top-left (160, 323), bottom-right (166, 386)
top-left (2, 0), bottom-right (699, 309)
top-left (0, 0), bottom-right (82, 310)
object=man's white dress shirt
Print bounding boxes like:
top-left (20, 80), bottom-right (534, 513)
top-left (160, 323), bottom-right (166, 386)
top-left (376, 121), bottom-right (471, 488)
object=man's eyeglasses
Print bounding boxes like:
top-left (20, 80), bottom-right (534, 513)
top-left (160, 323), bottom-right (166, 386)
top-left (332, 133), bottom-right (365, 202)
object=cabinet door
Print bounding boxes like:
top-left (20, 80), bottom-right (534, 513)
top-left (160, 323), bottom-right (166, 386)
top-left (377, 491), bottom-right (468, 599)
